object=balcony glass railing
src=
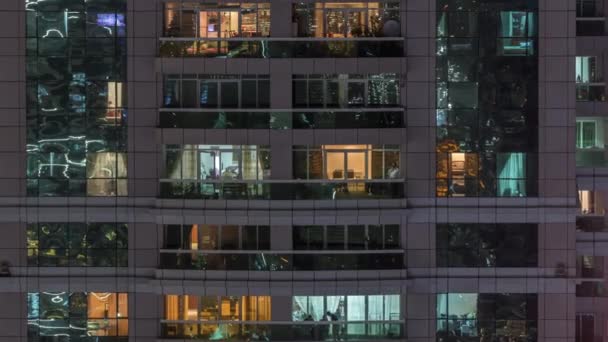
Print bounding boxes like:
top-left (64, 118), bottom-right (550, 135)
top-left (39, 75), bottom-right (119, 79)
top-left (576, 281), bottom-right (607, 297)
top-left (577, 1), bottom-right (602, 17)
top-left (158, 250), bottom-right (404, 271)
top-left (577, 216), bottom-right (606, 232)
top-left (160, 321), bottom-right (404, 340)
top-left (576, 19), bottom-right (606, 36)
top-left (576, 84), bottom-right (606, 101)
top-left (158, 37), bottom-right (405, 58)
top-left (159, 180), bottom-right (405, 200)
top-left (577, 257), bottom-right (604, 278)
top-left (159, 109), bottom-right (404, 129)
top-left (577, 149), bottom-right (608, 167)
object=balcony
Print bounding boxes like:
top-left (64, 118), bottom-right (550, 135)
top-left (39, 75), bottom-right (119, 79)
top-left (576, 281), bottom-right (608, 297)
top-left (577, 256), bottom-right (605, 279)
top-left (160, 321), bottom-right (404, 341)
top-left (577, 149), bottom-right (608, 167)
top-left (578, 190), bottom-right (606, 216)
top-left (159, 109), bottom-right (405, 129)
top-left (158, 37), bottom-right (405, 58)
top-left (577, 216), bottom-right (606, 232)
top-left (158, 250), bottom-right (404, 271)
top-left (576, 83), bottom-right (606, 101)
top-left (577, 18), bottom-right (606, 36)
top-left (576, 0), bottom-right (605, 36)
top-left (159, 180), bottom-right (405, 200)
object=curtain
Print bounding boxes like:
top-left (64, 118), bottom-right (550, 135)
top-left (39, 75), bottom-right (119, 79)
top-left (293, 296), bottom-right (308, 321)
top-left (384, 295), bottom-right (400, 320)
top-left (347, 296), bottom-right (366, 335)
top-left (368, 295), bottom-right (383, 336)
top-left (165, 295), bottom-right (179, 320)
top-left (86, 152), bottom-right (127, 196)
top-left (497, 153), bottom-right (525, 197)
top-left (326, 296), bottom-right (343, 317)
top-left (167, 147), bottom-right (198, 180)
top-left (310, 296), bottom-right (324, 321)
top-left (242, 149), bottom-right (259, 180)
top-left (181, 147), bottom-right (198, 180)
top-left (258, 296), bottom-right (271, 321)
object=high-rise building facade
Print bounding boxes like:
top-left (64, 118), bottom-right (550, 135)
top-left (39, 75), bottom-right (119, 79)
top-left (0, 0), bottom-right (588, 341)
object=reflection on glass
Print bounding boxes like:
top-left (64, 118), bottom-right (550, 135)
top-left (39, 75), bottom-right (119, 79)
top-left (435, 2), bottom-right (537, 198)
top-left (294, 74), bottom-right (400, 108)
top-left (436, 223), bottom-right (538, 267)
top-left (294, 2), bottom-right (400, 38)
top-left (164, 2), bottom-right (271, 38)
top-left (164, 74), bottom-right (270, 108)
top-left (28, 292), bottom-right (128, 338)
top-left (436, 293), bottom-right (537, 342)
top-left (27, 222), bottom-right (128, 267)
top-left (26, 1), bottom-right (128, 197)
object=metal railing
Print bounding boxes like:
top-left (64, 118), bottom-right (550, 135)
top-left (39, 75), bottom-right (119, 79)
top-left (160, 321), bottom-right (404, 340)
top-left (159, 179), bottom-right (405, 200)
top-left (158, 108), bottom-right (405, 129)
top-left (576, 83), bottom-right (606, 101)
top-left (158, 249), bottom-right (404, 271)
top-left (158, 37), bottom-right (405, 58)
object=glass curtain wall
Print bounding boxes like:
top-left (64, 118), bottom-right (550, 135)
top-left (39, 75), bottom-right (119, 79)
top-left (436, 224), bottom-right (538, 267)
top-left (435, 0), bottom-right (538, 197)
top-left (28, 292), bottom-right (129, 340)
top-left (164, 2), bottom-right (271, 38)
top-left (27, 222), bottom-right (128, 267)
top-left (293, 74), bottom-right (401, 108)
top-left (293, 2), bottom-right (400, 38)
top-left (436, 293), bottom-right (537, 342)
top-left (26, 0), bottom-right (128, 197)
top-left (163, 295), bottom-right (271, 339)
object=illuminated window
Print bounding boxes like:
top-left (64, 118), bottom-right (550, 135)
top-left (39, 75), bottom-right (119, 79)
top-left (578, 190), bottom-right (605, 215)
top-left (576, 119), bottom-right (602, 149)
top-left (164, 295), bottom-right (271, 321)
top-left (294, 145), bottom-right (400, 181)
top-left (293, 2), bottom-right (400, 38)
top-left (164, 2), bottom-right (271, 38)
top-left (497, 11), bottom-right (536, 56)
top-left (165, 145), bottom-right (271, 181)
top-left (436, 152), bottom-right (530, 197)
top-left (86, 152), bottom-right (128, 196)
top-left (28, 292), bottom-right (128, 338)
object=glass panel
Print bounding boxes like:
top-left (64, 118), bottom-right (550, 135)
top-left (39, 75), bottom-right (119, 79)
top-left (346, 151), bottom-right (366, 179)
top-left (200, 81), bottom-right (218, 108)
top-left (347, 225), bottom-right (365, 250)
top-left (220, 82), bottom-right (239, 108)
top-left (497, 153), bottom-right (526, 197)
top-left (327, 225), bottom-right (345, 250)
top-left (326, 152), bottom-right (346, 179)
top-left (201, 225), bottom-right (219, 250)
top-left (221, 225), bottom-right (239, 249)
top-left (347, 81), bottom-right (365, 106)
top-left (182, 80), bottom-right (198, 108)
